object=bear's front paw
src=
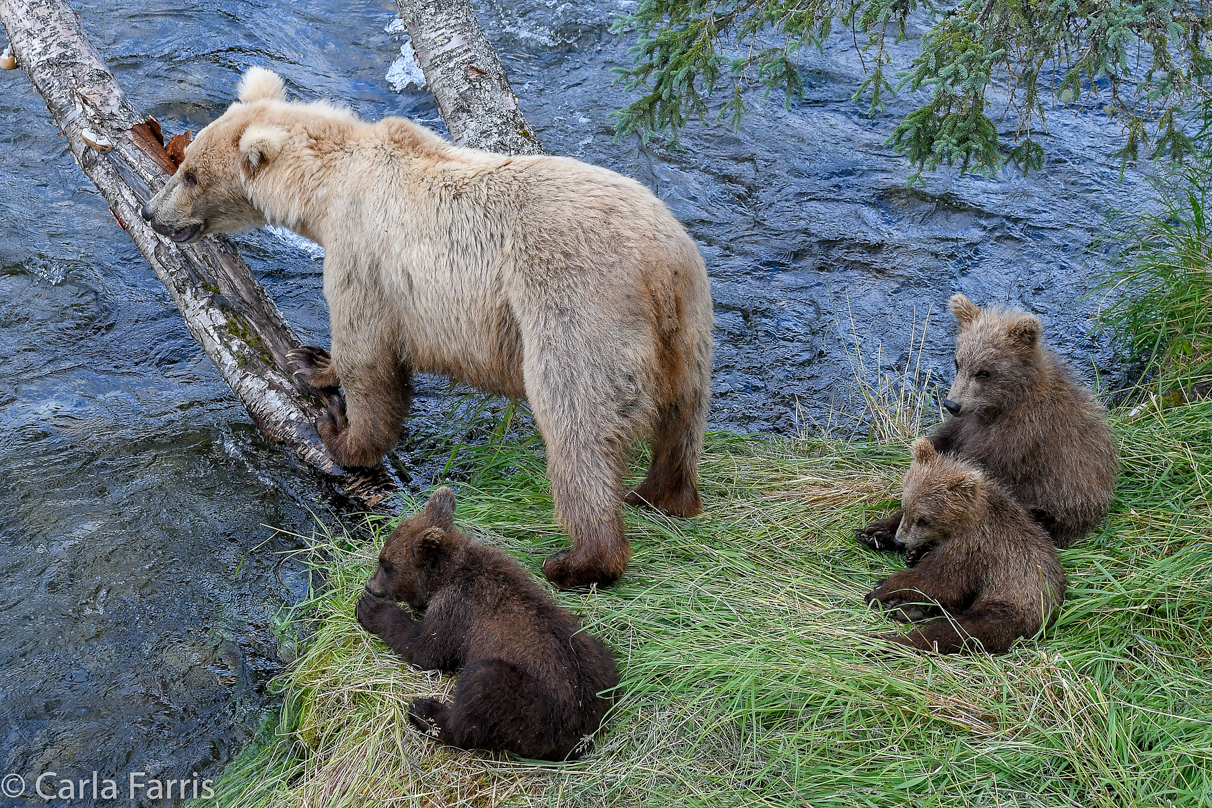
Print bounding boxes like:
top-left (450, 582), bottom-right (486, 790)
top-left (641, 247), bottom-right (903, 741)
top-left (867, 592), bottom-right (905, 612)
top-left (408, 698), bottom-right (449, 739)
top-left (886, 603), bottom-right (931, 624)
top-left (904, 542), bottom-right (936, 568)
top-left (855, 515), bottom-right (904, 553)
top-left (356, 592), bottom-right (394, 636)
top-left (864, 577), bottom-right (889, 608)
top-left (287, 345), bottom-right (340, 391)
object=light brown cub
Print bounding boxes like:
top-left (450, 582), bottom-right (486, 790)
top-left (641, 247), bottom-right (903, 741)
top-left (866, 438), bottom-right (1067, 654)
top-left (858, 293), bottom-right (1117, 557)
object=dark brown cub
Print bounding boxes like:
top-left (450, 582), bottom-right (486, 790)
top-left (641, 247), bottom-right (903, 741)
top-left (356, 488), bottom-right (619, 760)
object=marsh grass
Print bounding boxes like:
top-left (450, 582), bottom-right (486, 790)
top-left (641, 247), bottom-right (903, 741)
top-left (207, 389), bottom-right (1212, 807)
top-left (1096, 111), bottom-right (1212, 390)
top-left (827, 301), bottom-right (943, 442)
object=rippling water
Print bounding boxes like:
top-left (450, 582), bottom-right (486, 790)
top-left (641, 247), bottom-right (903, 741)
top-left (0, 0), bottom-right (1152, 804)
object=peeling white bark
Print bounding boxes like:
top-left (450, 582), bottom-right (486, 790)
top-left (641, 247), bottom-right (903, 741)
top-left (0, 0), bottom-right (400, 511)
top-left (395, 0), bottom-right (545, 155)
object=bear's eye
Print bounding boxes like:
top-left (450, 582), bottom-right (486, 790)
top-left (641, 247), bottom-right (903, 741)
top-left (183, 170), bottom-right (198, 187)
top-left (975, 369), bottom-right (991, 380)
top-left (917, 517), bottom-right (933, 528)
top-left (379, 559), bottom-right (393, 575)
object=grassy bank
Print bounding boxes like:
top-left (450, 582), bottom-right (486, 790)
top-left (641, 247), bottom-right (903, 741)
top-left (207, 388), bottom-right (1212, 807)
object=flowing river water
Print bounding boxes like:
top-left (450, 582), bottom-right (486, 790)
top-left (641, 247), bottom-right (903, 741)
top-left (0, 1), bottom-right (1154, 804)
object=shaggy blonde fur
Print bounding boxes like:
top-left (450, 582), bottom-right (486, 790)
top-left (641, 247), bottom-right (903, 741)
top-left (141, 68), bottom-right (715, 589)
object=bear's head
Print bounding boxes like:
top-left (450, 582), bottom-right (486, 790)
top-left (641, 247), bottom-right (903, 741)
top-left (140, 66), bottom-right (331, 243)
top-left (365, 487), bottom-right (462, 610)
top-left (895, 438), bottom-right (985, 550)
top-left (944, 293), bottom-right (1043, 418)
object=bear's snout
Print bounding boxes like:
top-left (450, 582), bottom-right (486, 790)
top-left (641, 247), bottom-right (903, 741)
top-left (943, 398), bottom-right (962, 416)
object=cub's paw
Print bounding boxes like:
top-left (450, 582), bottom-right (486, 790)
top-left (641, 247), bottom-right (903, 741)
top-left (886, 603), bottom-right (931, 624)
top-left (904, 542), bottom-right (936, 568)
top-left (864, 577), bottom-right (889, 608)
top-left (287, 345), bottom-right (340, 391)
top-left (408, 698), bottom-right (449, 738)
top-left (356, 592), bottom-right (394, 636)
top-left (854, 515), bottom-right (904, 552)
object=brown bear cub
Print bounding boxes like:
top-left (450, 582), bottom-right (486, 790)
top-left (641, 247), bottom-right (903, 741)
top-left (857, 293), bottom-right (1117, 558)
top-left (866, 439), bottom-right (1066, 654)
top-left (356, 488), bottom-right (618, 760)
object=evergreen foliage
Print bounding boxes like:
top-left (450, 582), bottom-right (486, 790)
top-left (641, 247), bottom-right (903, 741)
top-left (612, 0), bottom-right (1212, 175)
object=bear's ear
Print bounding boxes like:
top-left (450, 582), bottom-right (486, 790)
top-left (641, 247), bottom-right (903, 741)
top-left (239, 123), bottom-right (288, 177)
top-left (237, 66), bottom-right (287, 103)
top-left (949, 293), bottom-right (980, 327)
top-left (413, 527), bottom-right (445, 561)
top-left (1008, 314), bottom-right (1042, 351)
top-left (424, 487), bottom-right (456, 529)
top-left (911, 436), bottom-right (937, 464)
top-left (954, 469), bottom-right (982, 500)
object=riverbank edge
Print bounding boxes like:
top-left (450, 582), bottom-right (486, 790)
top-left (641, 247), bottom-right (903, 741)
top-left (202, 391), bottom-right (1212, 807)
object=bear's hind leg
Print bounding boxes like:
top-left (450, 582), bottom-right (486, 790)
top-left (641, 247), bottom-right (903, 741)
top-left (538, 423), bottom-right (635, 588)
top-left (435, 660), bottom-right (576, 760)
top-left (891, 602), bottom-right (1032, 654)
top-left (625, 389), bottom-right (705, 518)
top-left (317, 363), bottom-right (413, 468)
top-left (539, 430), bottom-right (631, 589)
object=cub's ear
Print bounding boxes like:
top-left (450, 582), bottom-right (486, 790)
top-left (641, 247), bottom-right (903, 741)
top-left (955, 469), bottom-right (982, 500)
top-left (424, 487), bottom-right (456, 529)
top-left (911, 437), bottom-right (937, 464)
top-left (414, 527), bottom-right (445, 561)
top-left (237, 66), bottom-right (287, 103)
top-left (239, 123), bottom-right (288, 177)
top-left (948, 293), bottom-right (980, 327)
top-left (1008, 314), bottom-right (1042, 351)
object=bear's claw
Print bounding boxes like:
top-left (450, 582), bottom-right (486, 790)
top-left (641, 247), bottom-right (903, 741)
top-left (904, 543), bottom-right (935, 567)
top-left (287, 344), bottom-right (340, 391)
top-left (408, 698), bottom-right (448, 738)
top-left (855, 523), bottom-right (904, 553)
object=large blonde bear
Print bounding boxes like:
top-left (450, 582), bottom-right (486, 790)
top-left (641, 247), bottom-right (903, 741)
top-left (142, 67), bottom-right (714, 589)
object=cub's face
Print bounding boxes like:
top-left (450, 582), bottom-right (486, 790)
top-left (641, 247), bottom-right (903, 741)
top-left (945, 294), bottom-right (1043, 418)
top-left (364, 488), bottom-right (458, 610)
top-left (140, 67), bottom-right (290, 243)
top-left (895, 438), bottom-right (982, 549)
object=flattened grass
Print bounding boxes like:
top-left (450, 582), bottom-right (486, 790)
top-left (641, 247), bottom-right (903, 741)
top-left (209, 396), bottom-right (1212, 807)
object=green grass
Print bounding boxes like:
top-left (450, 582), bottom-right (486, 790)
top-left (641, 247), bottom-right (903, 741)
top-left (1095, 115), bottom-right (1212, 390)
top-left (205, 389), bottom-right (1212, 808)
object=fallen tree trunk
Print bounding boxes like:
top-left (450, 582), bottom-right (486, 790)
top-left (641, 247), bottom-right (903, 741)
top-left (0, 0), bottom-right (399, 510)
top-left (395, 0), bottom-right (545, 156)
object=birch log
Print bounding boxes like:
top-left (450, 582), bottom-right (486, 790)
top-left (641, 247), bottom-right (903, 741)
top-left (395, 0), bottom-right (545, 155)
top-left (0, 0), bottom-right (400, 510)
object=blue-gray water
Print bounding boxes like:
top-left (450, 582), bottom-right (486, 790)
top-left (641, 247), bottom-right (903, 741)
top-left (0, 1), bottom-right (1151, 805)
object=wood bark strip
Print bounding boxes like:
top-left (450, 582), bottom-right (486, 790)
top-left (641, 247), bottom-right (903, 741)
top-left (0, 0), bottom-right (400, 511)
top-left (395, 0), bottom-right (545, 155)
